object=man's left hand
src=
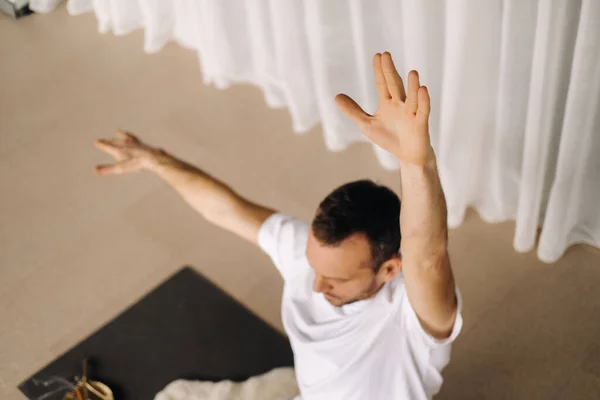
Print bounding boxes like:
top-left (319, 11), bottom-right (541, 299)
top-left (335, 52), bottom-right (433, 167)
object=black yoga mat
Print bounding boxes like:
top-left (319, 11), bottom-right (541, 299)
top-left (19, 266), bottom-right (294, 400)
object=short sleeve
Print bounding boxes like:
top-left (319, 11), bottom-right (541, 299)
top-left (258, 213), bottom-right (311, 281)
top-left (402, 286), bottom-right (463, 349)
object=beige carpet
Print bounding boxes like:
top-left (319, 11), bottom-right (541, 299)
top-left (1, 8), bottom-right (600, 400)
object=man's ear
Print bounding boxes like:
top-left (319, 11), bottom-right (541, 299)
top-left (379, 256), bottom-right (402, 282)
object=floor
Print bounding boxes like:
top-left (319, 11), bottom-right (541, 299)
top-left (1, 8), bottom-right (600, 400)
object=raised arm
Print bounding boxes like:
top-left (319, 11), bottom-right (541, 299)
top-left (93, 130), bottom-right (276, 245)
top-left (335, 53), bottom-right (457, 339)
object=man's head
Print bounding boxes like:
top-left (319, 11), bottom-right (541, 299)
top-left (307, 179), bottom-right (402, 307)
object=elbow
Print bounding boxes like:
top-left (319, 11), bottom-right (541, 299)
top-left (198, 191), bottom-right (240, 225)
top-left (402, 242), bottom-right (448, 271)
top-left (420, 249), bottom-right (449, 271)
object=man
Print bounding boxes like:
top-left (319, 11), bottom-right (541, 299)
top-left (94, 52), bottom-right (462, 400)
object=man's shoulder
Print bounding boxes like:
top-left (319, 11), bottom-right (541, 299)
top-left (258, 213), bottom-right (311, 281)
top-left (259, 213), bottom-right (310, 248)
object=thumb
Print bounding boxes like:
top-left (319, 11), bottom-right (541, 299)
top-left (335, 94), bottom-right (372, 129)
top-left (94, 159), bottom-right (141, 176)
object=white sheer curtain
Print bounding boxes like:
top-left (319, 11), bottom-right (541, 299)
top-left (31, 0), bottom-right (600, 263)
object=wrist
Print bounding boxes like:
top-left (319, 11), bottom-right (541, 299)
top-left (144, 149), bottom-right (176, 173)
top-left (397, 149), bottom-right (437, 170)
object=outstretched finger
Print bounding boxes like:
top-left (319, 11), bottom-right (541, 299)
top-left (381, 52), bottom-right (406, 102)
top-left (373, 53), bottom-right (390, 101)
top-left (94, 139), bottom-right (122, 158)
top-left (335, 93), bottom-right (373, 130)
top-left (416, 86), bottom-right (430, 127)
top-left (116, 129), bottom-right (139, 142)
top-left (406, 70), bottom-right (420, 114)
top-left (94, 159), bottom-right (140, 175)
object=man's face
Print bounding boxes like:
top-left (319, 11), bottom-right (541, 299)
top-left (306, 228), bottom-right (397, 307)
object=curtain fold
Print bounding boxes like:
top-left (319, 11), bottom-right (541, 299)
top-left (29, 0), bottom-right (600, 263)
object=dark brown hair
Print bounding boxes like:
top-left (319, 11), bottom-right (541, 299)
top-left (311, 179), bottom-right (401, 271)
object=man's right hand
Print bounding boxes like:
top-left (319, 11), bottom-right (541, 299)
top-left (94, 130), bottom-right (164, 175)
top-left (93, 129), bottom-right (276, 245)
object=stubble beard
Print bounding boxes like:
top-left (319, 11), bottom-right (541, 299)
top-left (330, 277), bottom-right (385, 307)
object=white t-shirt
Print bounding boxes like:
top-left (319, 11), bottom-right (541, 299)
top-left (258, 213), bottom-right (463, 400)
